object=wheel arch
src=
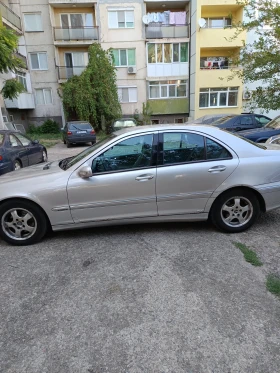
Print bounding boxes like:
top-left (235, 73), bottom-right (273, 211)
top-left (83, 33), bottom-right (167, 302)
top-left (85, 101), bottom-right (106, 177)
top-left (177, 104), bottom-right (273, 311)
top-left (0, 197), bottom-right (52, 230)
top-left (211, 186), bottom-right (266, 213)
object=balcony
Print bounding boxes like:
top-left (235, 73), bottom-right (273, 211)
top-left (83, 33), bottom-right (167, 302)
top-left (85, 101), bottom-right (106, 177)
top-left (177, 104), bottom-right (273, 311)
top-left (148, 62), bottom-right (188, 77)
top-left (199, 28), bottom-right (245, 48)
top-left (146, 24), bottom-right (189, 39)
top-left (57, 66), bottom-right (86, 81)
top-left (198, 67), bottom-right (241, 87)
top-left (0, 1), bottom-right (22, 32)
top-left (53, 27), bottom-right (98, 45)
top-left (5, 93), bottom-right (35, 109)
top-left (148, 98), bottom-right (188, 115)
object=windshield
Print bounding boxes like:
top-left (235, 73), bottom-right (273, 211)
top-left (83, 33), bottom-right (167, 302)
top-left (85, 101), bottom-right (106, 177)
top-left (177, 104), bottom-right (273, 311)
top-left (59, 134), bottom-right (116, 170)
top-left (114, 120), bottom-right (136, 128)
top-left (264, 116), bottom-right (280, 129)
top-left (69, 123), bottom-right (92, 130)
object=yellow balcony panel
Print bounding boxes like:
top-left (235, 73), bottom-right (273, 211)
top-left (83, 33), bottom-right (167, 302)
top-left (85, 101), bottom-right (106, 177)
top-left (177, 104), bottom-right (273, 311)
top-left (197, 68), bottom-right (241, 88)
top-left (199, 28), bottom-right (245, 48)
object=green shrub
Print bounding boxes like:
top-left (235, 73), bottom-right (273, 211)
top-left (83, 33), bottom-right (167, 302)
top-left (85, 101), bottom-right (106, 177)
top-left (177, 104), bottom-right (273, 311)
top-left (40, 119), bottom-right (60, 134)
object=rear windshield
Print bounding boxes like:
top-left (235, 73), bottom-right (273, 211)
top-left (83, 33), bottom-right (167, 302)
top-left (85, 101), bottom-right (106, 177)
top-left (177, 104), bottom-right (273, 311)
top-left (211, 115), bottom-right (236, 125)
top-left (68, 123), bottom-right (92, 130)
top-left (0, 134), bottom-right (4, 145)
top-left (114, 120), bottom-right (136, 128)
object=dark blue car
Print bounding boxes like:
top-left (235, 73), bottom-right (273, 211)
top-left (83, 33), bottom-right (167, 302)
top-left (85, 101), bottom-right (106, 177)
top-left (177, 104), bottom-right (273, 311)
top-left (238, 115), bottom-right (280, 143)
top-left (0, 130), bottom-right (47, 175)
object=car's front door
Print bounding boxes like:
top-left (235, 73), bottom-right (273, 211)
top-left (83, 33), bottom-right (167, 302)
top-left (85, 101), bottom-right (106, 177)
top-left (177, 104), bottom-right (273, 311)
top-left (8, 134), bottom-right (29, 167)
top-left (67, 132), bottom-right (158, 223)
top-left (156, 131), bottom-right (239, 215)
top-left (15, 133), bottom-right (41, 165)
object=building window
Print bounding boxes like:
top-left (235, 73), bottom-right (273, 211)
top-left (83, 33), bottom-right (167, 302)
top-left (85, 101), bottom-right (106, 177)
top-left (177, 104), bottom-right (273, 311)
top-left (205, 17), bottom-right (231, 28)
top-left (147, 43), bottom-right (188, 64)
top-left (29, 53), bottom-right (48, 70)
top-left (118, 87), bottom-right (137, 103)
top-left (199, 87), bottom-right (238, 108)
top-left (108, 10), bottom-right (134, 28)
top-left (149, 80), bottom-right (187, 99)
top-left (24, 13), bottom-right (43, 32)
top-left (112, 49), bottom-right (136, 66)
top-left (16, 72), bottom-right (27, 91)
top-left (35, 89), bottom-right (53, 105)
top-left (60, 13), bottom-right (94, 27)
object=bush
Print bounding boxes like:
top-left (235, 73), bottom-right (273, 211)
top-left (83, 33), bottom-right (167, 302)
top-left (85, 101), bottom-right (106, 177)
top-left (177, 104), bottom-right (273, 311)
top-left (27, 119), bottom-right (60, 135)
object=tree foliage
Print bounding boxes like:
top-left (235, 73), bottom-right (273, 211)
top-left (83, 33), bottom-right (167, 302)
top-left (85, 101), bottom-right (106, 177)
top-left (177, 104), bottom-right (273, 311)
top-left (0, 25), bottom-right (25, 99)
top-left (59, 43), bottom-right (122, 132)
top-left (231, 0), bottom-right (280, 112)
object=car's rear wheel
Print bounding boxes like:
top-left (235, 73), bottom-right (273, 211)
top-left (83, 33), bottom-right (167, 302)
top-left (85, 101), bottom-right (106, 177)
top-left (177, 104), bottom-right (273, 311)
top-left (13, 160), bottom-right (22, 171)
top-left (91, 141), bottom-right (96, 145)
top-left (0, 200), bottom-right (48, 246)
top-left (66, 141), bottom-right (71, 148)
top-left (211, 189), bottom-right (260, 233)
top-left (63, 138), bottom-right (66, 144)
top-left (42, 149), bottom-right (48, 162)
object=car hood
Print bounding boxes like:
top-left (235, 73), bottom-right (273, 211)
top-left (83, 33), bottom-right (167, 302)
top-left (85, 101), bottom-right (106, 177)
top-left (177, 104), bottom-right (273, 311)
top-left (0, 161), bottom-right (62, 184)
top-left (238, 127), bottom-right (272, 136)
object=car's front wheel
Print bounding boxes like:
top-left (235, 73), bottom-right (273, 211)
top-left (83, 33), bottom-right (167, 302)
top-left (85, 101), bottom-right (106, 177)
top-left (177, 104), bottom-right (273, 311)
top-left (42, 149), bottom-right (48, 163)
top-left (0, 200), bottom-right (48, 246)
top-left (211, 188), bottom-right (260, 233)
top-left (13, 160), bottom-right (22, 171)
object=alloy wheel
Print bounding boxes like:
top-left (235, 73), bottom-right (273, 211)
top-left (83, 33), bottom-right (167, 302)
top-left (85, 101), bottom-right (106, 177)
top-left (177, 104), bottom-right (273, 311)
top-left (1, 208), bottom-right (37, 241)
top-left (220, 196), bottom-right (253, 228)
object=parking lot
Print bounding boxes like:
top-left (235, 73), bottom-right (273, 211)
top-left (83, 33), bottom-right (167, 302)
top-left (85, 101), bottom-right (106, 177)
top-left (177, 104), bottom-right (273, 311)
top-left (1, 143), bottom-right (280, 373)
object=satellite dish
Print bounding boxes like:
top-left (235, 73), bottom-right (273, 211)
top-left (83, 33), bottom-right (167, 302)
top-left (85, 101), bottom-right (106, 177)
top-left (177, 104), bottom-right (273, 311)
top-left (198, 18), bottom-right (206, 28)
top-left (142, 15), bottom-right (148, 25)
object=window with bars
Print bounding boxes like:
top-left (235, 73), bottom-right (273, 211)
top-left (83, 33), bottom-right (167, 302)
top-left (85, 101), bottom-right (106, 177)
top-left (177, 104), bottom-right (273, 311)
top-left (108, 10), bottom-right (134, 28)
top-left (149, 80), bottom-right (187, 99)
top-left (112, 49), bottom-right (136, 66)
top-left (199, 87), bottom-right (238, 108)
top-left (147, 43), bottom-right (188, 64)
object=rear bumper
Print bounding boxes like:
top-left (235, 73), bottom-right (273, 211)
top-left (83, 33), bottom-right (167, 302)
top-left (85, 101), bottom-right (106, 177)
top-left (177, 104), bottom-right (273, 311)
top-left (0, 162), bottom-right (12, 176)
top-left (67, 135), bottom-right (96, 143)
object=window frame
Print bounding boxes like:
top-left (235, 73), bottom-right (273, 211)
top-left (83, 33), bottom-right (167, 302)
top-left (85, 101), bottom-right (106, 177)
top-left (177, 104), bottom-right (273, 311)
top-left (205, 17), bottom-right (232, 29)
top-left (149, 80), bottom-right (187, 99)
top-left (29, 52), bottom-right (48, 71)
top-left (15, 71), bottom-right (27, 91)
top-left (35, 88), bottom-right (53, 105)
top-left (199, 87), bottom-right (239, 108)
top-left (108, 10), bottom-right (135, 29)
top-left (112, 48), bottom-right (136, 67)
top-left (23, 13), bottom-right (43, 32)
top-left (147, 42), bottom-right (189, 64)
top-left (117, 86), bottom-right (138, 103)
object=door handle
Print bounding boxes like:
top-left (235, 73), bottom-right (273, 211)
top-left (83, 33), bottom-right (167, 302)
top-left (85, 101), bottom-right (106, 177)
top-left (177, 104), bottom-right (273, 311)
top-left (135, 174), bottom-right (154, 181)
top-left (208, 166), bottom-right (226, 173)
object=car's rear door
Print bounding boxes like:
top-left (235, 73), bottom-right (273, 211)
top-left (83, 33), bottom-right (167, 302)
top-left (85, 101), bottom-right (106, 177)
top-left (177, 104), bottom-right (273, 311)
top-left (156, 131), bottom-right (239, 215)
top-left (67, 132), bottom-right (158, 223)
top-left (8, 134), bottom-right (29, 167)
top-left (15, 133), bottom-right (41, 165)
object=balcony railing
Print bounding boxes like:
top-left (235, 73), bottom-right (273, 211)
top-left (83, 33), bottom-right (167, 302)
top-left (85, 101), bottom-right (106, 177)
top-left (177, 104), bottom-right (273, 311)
top-left (0, 1), bottom-right (21, 30)
top-left (5, 93), bottom-right (35, 109)
top-left (15, 52), bottom-right (27, 69)
top-left (57, 66), bottom-right (87, 80)
top-left (54, 27), bottom-right (98, 41)
top-left (146, 24), bottom-right (188, 39)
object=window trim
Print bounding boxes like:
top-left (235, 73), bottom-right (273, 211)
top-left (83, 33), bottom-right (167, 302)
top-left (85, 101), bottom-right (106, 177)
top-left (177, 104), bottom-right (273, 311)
top-left (108, 10), bottom-right (135, 29)
top-left (149, 80), bottom-right (188, 99)
top-left (199, 87), bottom-right (239, 108)
top-left (112, 48), bottom-right (136, 67)
top-left (35, 88), bottom-right (53, 105)
top-left (117, 86), bottom-right (137, 103)
top-left (23, 13), bottom-right (43, 32)
top-left (29, 52), bottom-right (48, 71)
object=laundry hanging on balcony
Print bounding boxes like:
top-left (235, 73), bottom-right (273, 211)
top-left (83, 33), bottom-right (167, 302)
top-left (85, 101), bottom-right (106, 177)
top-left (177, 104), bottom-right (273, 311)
top-left (145, 11), bottom-right (187, 26)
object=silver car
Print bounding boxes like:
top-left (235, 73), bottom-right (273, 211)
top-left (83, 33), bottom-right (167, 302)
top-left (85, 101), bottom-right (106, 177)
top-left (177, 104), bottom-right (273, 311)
top-left (0, 124), bottom-right (280, 246)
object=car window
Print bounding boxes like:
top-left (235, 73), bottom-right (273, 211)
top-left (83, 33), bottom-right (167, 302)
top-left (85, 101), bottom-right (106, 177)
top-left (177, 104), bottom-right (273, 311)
top-left (69, 123), bottom-right (92, 130)
top-left (238, 116), bottom-right (253, 125)
top-left (92, 134), bottom-right (153, 173)
top-left (163, 132), bottom-right (205, 165)
top-left (9, 134), bottom-right (21, 147)
top-left (15, 133), bottom-right (30, 146)
top-left (113, 120), bottom-right (137, 128)
top-left (206, 138), bottom-right (232, 160)
top-left (0, 134), bottom-right (4, 145)
top-left (255, 115), bottom-right (271, 126)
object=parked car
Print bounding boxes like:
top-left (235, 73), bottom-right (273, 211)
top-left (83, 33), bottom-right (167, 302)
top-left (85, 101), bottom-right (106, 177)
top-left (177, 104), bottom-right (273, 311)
top-left (192, 114), bottom-right (234, 124)
top-left (238, 115), bottom-right (280, 143)
top-left (1, 124), bottom-right (280, 246)
top-left (265, 134), bottom-right (280, 145)
top-left (0, 130), bottom-right (47, 176)
top-left (62, 121), bottom-right (96, 148)
top-left (110, 118), bottom-right (138, 132)
top-left (207, 113), bottom-right (272, 132)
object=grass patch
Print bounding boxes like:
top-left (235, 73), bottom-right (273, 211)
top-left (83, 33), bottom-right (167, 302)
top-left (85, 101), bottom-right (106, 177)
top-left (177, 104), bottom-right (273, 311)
top-left (27, 133), bottom-right (62, 149)
top-left (233, 241), bottom-right (263, 266)
top-left (266, 274), bottom-right (280, 296)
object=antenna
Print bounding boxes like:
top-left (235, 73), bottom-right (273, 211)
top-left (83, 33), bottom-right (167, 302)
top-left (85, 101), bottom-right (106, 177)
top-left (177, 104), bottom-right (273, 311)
top-left (198, 18), bottom-right (206, 29)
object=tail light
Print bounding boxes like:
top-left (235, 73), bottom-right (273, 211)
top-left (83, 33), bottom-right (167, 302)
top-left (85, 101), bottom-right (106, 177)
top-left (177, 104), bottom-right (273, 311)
top-left (0, 155), bottom-right (2, 161)
top-left (90, 130), bottom-right (95, 134)
top-left (67, 131), bottom-right (72, 135)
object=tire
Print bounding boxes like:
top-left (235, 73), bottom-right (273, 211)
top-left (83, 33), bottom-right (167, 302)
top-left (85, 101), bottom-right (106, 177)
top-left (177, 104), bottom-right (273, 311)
top-left (63, 138), bottom-right (66, 144)
top-left (66, 141), bottom-right (71, 148)
top-left (91, 141), bottom-right (96, 145)
top-left (0, 200), bottom-right (48, 246)
top-left (13, 160), bottom-right (22, 171)
top-left (210, 188), bottom-right (260, 233)
top-left (42, 149), bottom-right (48, 163)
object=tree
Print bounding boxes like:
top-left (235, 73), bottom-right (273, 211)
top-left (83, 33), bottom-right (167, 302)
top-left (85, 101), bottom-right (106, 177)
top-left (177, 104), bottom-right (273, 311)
top-left (0, 25), bottom-right (25, 99)
top-left (229, 0), bottom-right (280, 112)
top-left (59, 43), bottom-right (122, 132)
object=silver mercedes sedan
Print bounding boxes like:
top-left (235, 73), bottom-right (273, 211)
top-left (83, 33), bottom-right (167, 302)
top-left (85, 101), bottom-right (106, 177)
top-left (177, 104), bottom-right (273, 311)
top-left (0, 124), bottom-right (280, 246)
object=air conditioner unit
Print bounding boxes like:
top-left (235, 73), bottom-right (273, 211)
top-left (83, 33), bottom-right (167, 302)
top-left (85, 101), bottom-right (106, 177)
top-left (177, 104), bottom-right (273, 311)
top-left (127, 66), bottom-right (137, 74)
top-left (243, 90), bottom-right (252, 100)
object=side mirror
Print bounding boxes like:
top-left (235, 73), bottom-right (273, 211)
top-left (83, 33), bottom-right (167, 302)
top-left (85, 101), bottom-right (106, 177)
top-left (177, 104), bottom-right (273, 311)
top-left (33, 139), bottom-right (39, 144)
top-left (78, 166), bottom-right (93, 178)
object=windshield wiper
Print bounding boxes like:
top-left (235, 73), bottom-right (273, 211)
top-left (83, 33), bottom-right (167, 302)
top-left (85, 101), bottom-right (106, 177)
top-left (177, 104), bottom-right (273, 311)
top-left (71, 125), bottom-right (86, 131)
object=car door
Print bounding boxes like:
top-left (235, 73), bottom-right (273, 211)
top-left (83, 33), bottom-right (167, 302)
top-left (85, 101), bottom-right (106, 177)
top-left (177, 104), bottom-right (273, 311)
top-left (8, 134), bottom-right (29, 167)
top-left (156, 131), bottom-right (239, 215)
top-left (67, 132), bottom-right (158, 223)
top-left (15, 133), bottom-right (41, 165)
top-left (234, 115), bottom-right (255, 131)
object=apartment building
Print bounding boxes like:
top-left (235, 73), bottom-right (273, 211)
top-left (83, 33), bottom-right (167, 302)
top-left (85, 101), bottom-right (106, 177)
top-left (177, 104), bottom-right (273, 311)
top-left (0, 0), bottom-right (246, 127)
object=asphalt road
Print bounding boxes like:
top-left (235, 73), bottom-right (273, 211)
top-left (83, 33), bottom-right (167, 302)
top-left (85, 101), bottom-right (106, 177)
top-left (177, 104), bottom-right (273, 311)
top-left (1, 143), bottom-right (280, 373)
